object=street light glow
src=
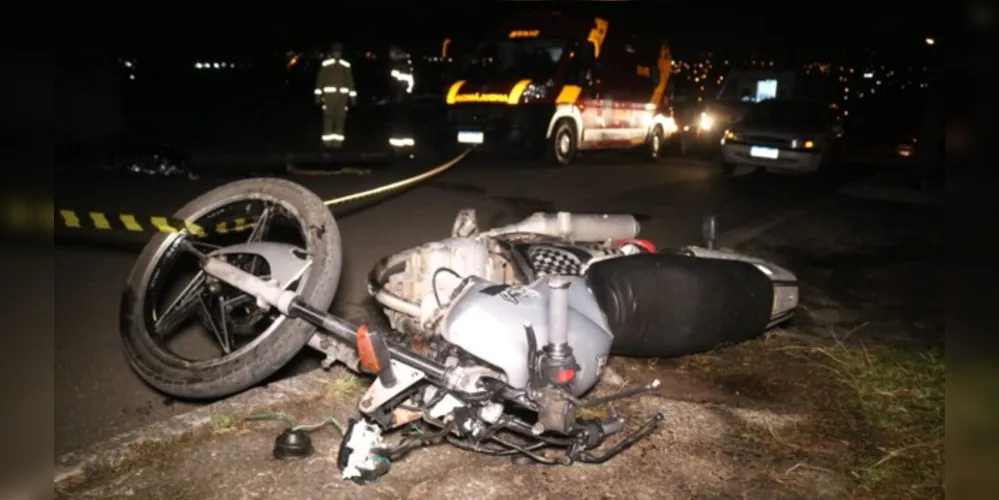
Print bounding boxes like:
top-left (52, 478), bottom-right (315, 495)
top-left (925, 37), bottom-right (935, 45)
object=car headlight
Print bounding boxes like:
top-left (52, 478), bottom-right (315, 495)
top-left (521, 83), bottom-right (550, 102)
top-left (698, 112), bottom-right (714, 131)
top-left (723, 130), bottom-right (743, 141)
top-left (663, 116), bottom-right (678, 134)
top-left (791, 138), bottom-right (816, 149)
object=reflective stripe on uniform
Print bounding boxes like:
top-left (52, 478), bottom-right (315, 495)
top-left (321, 58), bottom-right (352, 68)
top-left (322, 86), bottom-right (353, 94)
top-left (390, 69), bottom-right (414, 93)
top-left (322, 133), bottom-right (345, 142)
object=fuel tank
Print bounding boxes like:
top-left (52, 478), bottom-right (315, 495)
top-left (441, 275), bottom-right (612, 396)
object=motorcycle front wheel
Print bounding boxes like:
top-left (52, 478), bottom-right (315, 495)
top-left (120, 178), bottom-right (342, 399)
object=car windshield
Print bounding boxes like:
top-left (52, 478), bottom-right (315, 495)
top-left (460, 38), bottom-right (569, 80)
top-left (742, 100), bottom-right (828, 130)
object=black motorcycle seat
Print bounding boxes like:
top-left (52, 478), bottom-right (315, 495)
top-left (585, 253), bottom-right (775, 358)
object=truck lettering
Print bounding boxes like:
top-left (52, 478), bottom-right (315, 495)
top-left (509, 30), bottom-right (540, 38)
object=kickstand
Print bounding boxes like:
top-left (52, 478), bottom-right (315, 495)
top-left (573, 413), bottom-right (664, 464)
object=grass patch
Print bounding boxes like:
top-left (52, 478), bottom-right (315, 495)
top-left (209, 413), bottom-right (234, 431)
top-left (817, 341), bottom-right (944, 494)
top-left (664, 332), bottom-right (944, 499)
top-left (577, 405), bottom-right (611, 420)
top-left (324, 372), bottom-right (368, 403)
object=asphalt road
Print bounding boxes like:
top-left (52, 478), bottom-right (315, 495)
top-left (54, 154), bottom-right (855, 455)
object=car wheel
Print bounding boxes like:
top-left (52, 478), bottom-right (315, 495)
top-left (546, 119), bottom-right (577, 166)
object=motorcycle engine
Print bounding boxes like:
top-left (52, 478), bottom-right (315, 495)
top-left (382, 237), bottom-right (515, 332)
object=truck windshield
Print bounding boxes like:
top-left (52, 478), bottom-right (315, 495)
top-left (460, 38), bottom-right (569, 80)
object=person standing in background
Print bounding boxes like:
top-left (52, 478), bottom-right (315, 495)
top-left (386, 44), bottom-right (416, 152)
top-left (314, 42), bottom-right (356, 148)
top-left (388, 44), bottom-right (414, 102)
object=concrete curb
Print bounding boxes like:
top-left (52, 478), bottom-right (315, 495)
top-left (54, 368), bottom-right (337, 490)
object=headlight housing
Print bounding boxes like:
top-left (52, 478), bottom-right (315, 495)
top-left (791, 138), bottom-right (817, 150)
top-left (723, 129), bottom-right (743, 141)
top-left (520, 82), bottom-right (551, 103)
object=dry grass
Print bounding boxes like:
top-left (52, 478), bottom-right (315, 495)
top-left (323, 371), bottom-right (369, 403)
top-left (632, 328), bottom-right (947, 499)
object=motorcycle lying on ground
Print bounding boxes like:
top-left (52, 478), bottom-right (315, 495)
top-left (119, 177), bottom-right (798, 483)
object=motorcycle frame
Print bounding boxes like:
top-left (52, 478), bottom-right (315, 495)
top-left (189, 241), bottom-right (665, 470)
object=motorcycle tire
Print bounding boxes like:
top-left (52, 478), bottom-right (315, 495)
top-left (120, 178), bottom-right (342, 399)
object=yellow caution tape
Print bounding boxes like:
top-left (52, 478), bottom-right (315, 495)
top-left (322, 148), bottom-right (470, 207)
top-left (53, 149), bottom-right (472, 237)
top-left (55, 209), bottom-right (246, 237)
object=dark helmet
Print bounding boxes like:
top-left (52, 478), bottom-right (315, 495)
top-left (329, 43), bottom-right (344, 58)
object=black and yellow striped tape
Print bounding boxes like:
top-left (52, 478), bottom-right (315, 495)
top-left (57, 209), bottom-right (255, 237)
top-left (51, 149), bottom-right (474, 239)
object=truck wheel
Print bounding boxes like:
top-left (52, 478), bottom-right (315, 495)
top-left (547, 119), bottom-right (577, 166)
top-left (645, 125), bottom-right (665, 162)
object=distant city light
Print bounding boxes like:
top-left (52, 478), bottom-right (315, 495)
top-left (925, 37), bottom-right (935, 45)
top-left (863, 72), bottom-right (873, 78)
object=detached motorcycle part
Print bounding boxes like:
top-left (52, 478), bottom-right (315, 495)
top-left (338, 419), bottom-right (391, 484)
top-left (273, 428), bottom-right (314, 460)
top-left (120, 178), bottom-right (343, 399)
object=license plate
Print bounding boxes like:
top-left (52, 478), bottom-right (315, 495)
top-left (457, 131), bottom-right (484, 144)
top-left (750, 146), bottom-right (779, 159)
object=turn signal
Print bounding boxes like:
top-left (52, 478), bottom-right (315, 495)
top-left (356, 325), bottom-right (381, 374)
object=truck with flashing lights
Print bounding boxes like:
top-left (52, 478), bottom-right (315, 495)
top-left (443, 12), bottom-right (677, 165)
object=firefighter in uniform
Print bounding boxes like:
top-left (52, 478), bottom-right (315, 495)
top-left (314, 42), bottom-right (356, 148)
top-left (387, 44), bottom-right (414, 102)
top-left (386, 44), bottom-right (416, 151)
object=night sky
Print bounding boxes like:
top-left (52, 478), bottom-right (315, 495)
top-left (70, 1), bottom-right (934, 63)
